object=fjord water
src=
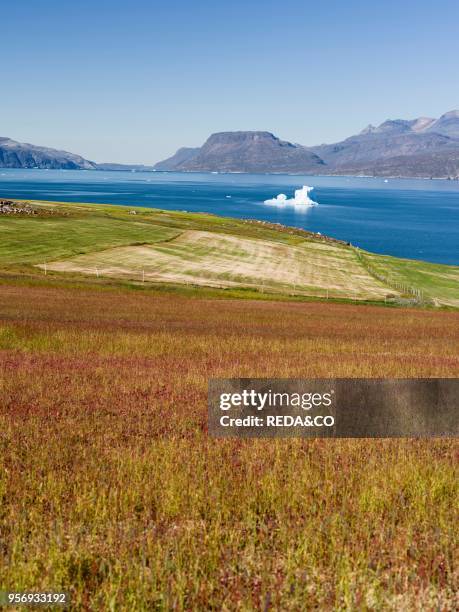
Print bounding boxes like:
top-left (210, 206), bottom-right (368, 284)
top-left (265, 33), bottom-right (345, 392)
top-left (1, 169), bottom-right (458, 265)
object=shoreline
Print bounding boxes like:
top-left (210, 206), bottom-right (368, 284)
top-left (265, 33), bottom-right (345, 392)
top-left (1, 166), bottom-right (459, 181)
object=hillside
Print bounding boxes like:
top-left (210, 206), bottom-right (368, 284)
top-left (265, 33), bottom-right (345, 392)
top-left (153, 131), bottom-right (325, 173)
top-left (0, 199), bottom-right (457, 307)
top-left (153, 146), bottom-right (201, 171)
top-left (310, 110), bottom-right (459, 178)
top-left (0, 137), bottom-right (96, 170)
top-left (0, 137), bottom-right (159, 172)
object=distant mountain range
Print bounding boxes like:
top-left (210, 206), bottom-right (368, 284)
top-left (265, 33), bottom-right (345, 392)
top-left (2, 110), bottom-right (459, 178)
top-left (155, 110), bottom-right (459, 178)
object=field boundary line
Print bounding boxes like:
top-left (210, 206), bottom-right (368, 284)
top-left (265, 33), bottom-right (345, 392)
top-left (353, 247), bottom-right (434, 306)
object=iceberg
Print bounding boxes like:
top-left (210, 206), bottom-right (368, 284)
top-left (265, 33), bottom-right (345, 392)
top-left (264, 185), bottom-right (318, 208)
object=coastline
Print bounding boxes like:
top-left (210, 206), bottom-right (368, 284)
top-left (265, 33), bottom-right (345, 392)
top-left (104, 169), bottom-right (459, 181)
top-left (1, 165), bottom-right (459, 181)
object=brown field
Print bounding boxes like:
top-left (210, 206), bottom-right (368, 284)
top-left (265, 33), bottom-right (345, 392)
top-left (0, 281), bottom-right (458, 610)
top-left (40, 229), bottom-right (392, 300)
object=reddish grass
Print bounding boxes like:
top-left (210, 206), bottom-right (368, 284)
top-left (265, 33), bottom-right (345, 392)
top-left (0, 282), bottom-right (458, 610)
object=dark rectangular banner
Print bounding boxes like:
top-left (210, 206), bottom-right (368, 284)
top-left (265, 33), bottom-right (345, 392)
top-left (208, 378), bottom-right (458, 438)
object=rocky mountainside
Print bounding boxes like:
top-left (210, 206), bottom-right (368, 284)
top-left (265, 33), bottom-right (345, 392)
top-left (309, 110), bottom-right (459, 178)
top-left (154, 131), bottom-right (325, 173)
top-left (0, 137), bottom-right (96, 170)
top-left (425, 110), bottom-right (459, 138)
top-left (153, 147), bottom-right (201, 171)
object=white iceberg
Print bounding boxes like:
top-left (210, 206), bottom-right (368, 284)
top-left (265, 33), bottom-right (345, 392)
top-left (264, 185), bottom-right (318, 208)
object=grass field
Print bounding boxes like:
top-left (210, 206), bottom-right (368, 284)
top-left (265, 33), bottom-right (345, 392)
top-left (42, 230), bottom-right (392, 300)
top-left (0, 282), bottom-right (458, 610)
top-left (0, 199), bottom-right (458, 609)
top-left (363, 251), bottom-right (459, 307)
top-left (0, 199), bottom-right (458, 305)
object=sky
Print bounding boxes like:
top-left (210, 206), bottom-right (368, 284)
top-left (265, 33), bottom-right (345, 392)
top-left (2, 0), bottom-right (459, 164)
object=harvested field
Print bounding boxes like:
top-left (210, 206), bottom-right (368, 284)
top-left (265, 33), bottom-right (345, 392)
top-left (42, 229), bottom-right (392, 299)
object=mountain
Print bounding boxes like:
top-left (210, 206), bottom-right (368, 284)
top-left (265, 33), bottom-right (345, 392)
top-left (154, 131), bottom-right (325, 173)
top-left (425, 110), bottom-right (459, 138)
top-left (153, 147), bottom-right (200, 171)
top-left (0, 137), bottom-right (157, 172)
top-left (155, 111), bottom-right (459, 178)
top-left (309, 110), bottom-right (459, 178)
top-left (0, 137), bottom-right (96, 170)
top-left (310, 130), bottom-right (452, 168)
top-left (320, 149), bottom-right (459, 179)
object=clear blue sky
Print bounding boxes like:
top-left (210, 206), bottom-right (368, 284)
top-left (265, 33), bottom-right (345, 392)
top-left (3, 0), bottom-right (459, 164)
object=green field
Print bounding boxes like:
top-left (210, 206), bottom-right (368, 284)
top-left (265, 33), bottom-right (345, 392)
top-left (1, 199), bottom-right (458, 306)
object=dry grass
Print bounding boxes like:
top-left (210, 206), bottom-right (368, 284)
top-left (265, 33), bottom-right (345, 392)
top-left (0, 283), bottom-right (458, 611)
top-left (40, 230), bottom-right (391, 300)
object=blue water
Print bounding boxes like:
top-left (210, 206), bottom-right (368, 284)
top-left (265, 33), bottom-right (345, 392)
top-left (1, 168), bottom-right (458, 265)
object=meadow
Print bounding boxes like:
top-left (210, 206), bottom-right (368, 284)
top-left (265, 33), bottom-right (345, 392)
top-left (0, 200), bottom-right (458, 610)
top-left (0, 280), bottom-right (458, 610)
